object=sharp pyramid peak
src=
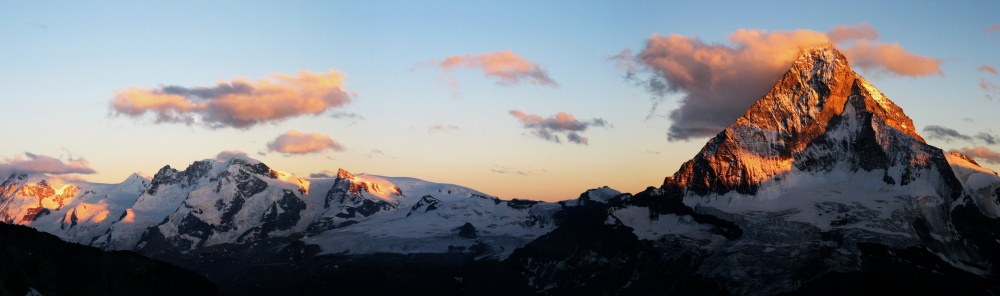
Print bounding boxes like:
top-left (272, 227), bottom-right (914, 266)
top-left (735, 43), bottom-right (923, 146)
top-left (337, 168), bottom-right (355, 179)
top-left (671, 43), bottom-right (933, 196)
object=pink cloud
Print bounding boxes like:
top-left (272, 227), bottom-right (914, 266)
top-left (266, 130), bottom-right (345, 155)
top-left (427, 124), bottom-right (460, 134)
top-left (616, 24), bottom-right (943, 141)
top-left (986, 24), bottom-right (1000, 34)
top-left (982, 79), bottom-right (1000, 91)
top-left (951, 146), bottom-right (1000, 164)
top-left (111, 70), bottom-right (352, 129)
top-left (979, 65), bottom-right (998, 75)
top-left (509, 110), bottom-right (607, 145)
top-left (0, 152), bottom-right (96, 176)
top-left (424, 50), bottom-right (558, 87)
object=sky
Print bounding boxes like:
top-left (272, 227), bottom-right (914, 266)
top-left (1, 1), bottom-right (998, 202)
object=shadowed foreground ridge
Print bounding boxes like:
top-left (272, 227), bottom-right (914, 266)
top-left (0, 221), bottom-right (221, 296)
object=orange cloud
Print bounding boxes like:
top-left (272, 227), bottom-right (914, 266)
top-left (980, 65), bottom-right (998, 75)
top-left (424, 50), bottom-right (558, 87)
top-left (0, 152), bottom-right (96, 176)
top-left (841, 40), bottom-right (942, 77)
top-left (110, 70), bottom-right (351, 129)
top-left (952, 146), bottom-right (1000, 164)
top-left (509, 110), bottom-right (607, 145)
top-left (616, 24), bottom-right (942, 140)
top-left (826, 23), bottom-right (880, 43)
top-left (267, 130), bottom-right (345, 155)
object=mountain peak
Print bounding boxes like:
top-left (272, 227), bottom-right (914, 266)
top-left (672, 44), bottom-right (939, 196)
top-left (337, 168), bottom-right (355, 179)
top-left (738, 44), bottom-right (923, 144)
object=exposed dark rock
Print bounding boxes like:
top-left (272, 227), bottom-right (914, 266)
top-left (506, 201), bottom-right (724, 295)
top-left (408, 195), bottom-right (441, 217)
top-left (507, 199), bottom-right (539, 209)
top-left (458, 222), bottom-right (478, 239)
top-left (787, 243), bottom-right (999, 295)
top-left (0, 221), bottom-right (220, 296)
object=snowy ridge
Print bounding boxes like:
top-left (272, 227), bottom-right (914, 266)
top-left (0, 172), bottom-right (150, 248)
top-left (0, 153), bottom-right (562, 259)
top-left (946, 152), bottom-right (1000, 218)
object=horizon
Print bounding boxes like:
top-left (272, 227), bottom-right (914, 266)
top-left (2, 1), bottom-right (999, 202)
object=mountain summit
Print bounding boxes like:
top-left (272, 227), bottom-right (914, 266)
top-left (672, 44), bottom-right (952, 196)
top-left (509, 44), bottom-right (1000, 295)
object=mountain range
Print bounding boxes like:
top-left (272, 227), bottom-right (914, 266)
top-left (2, 44), bottom-right (998, 295)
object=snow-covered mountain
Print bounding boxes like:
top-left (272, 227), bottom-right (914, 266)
top-left (0, 154), bottom-right (560, 259)
top-left (4, 44), bottom-right (999, 295)
top-left (507, 44), bottom-right (1000, 295)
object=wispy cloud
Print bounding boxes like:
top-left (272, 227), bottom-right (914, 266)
top-left (509, 110), bottom-right (608, 145)
top-left (365, 149), bottom-right (396, 159)
top-left (0, 152), bottom-right (96, 176)
top-left (614, 23), bottom-right (942, 141)
top-left (420, 50), bottom-right (557, 95)
top-left (490, 165), bottom-right (532, 176)
top-left (976, 133), bottom-right (999, 145)
top-left (981, 79), bottom-right (1000, 101)
top-left (330, 111), bottom-right (364, 120)
top-left (979, 65), bottom-right (998, 75)
top-left (951, 146), bottom-right (1000, 164)
top-left (267, 130), bottom-right (345, 155)
top-left (980, 65), bottom-right (1000, 100)
top-left (110, 70), bottom-right (352, 129)
top-left (986, 24), bottom-right (1000, 35)
top-left (923, 125), bottom-right (999, 145)
top-left (309, 169), bottom-right (337, 178)
top-left (215, 150), bottom-right (247, 161)
top-left (427, 124), bottom-right (460, 134)
top-left (923, 125), bottom-right (973, 142)
top-left (979, 78), bottom-right (1000, 91)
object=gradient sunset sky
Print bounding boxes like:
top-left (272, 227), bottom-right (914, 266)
top-left (2, 1), bottom-right (998, 201)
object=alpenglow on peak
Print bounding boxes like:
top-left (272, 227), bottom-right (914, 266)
top-left (671, 44), bottom-right (944, 196)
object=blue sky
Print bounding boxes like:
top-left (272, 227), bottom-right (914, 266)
top-left (2, 1), bottom-right (998, 201)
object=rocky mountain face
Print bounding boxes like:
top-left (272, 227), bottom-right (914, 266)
top-left (2, 44), bottom-right (999, 295)
top-left (673, 44), bottom-right (932, 196)
top-left (505, 44), bottom-right (1000, 295)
